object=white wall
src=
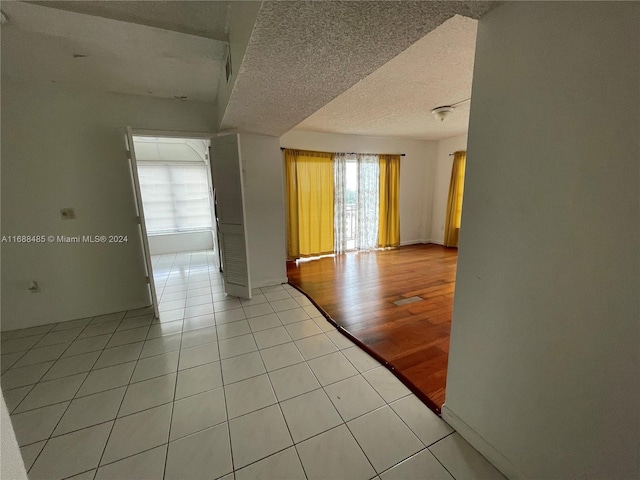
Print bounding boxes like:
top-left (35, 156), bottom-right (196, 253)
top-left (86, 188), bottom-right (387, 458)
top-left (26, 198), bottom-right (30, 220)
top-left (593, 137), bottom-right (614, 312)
top-left (238, 134), bottom-right (288, 288)
top-left (0, 394), bottom-right (27, 480)
top-left (1, 79), bottom-right (216, 331)
top-left (279, 130), bottom-right (437, 245)
top-left (147, 231), bottom-right (215, 256)
top-left (444, 3), bottom-right (639, 479)
top-left (430, 134), bottom-right (468, 244)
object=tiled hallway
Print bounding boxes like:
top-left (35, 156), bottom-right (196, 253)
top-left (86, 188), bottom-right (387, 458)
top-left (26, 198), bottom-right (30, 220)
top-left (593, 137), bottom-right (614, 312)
top-left (1, 250), bottom-right (504, 479)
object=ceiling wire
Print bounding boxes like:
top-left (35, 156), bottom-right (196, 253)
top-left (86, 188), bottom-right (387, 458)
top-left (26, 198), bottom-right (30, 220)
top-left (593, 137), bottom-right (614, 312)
top-left (450, 98), bottom-right (471, 108)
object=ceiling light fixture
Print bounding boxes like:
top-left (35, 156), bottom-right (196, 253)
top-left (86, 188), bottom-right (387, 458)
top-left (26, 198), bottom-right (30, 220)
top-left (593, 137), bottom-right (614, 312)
top-left (431, 98), bottom-right (471, 122)
top-left (432, 106), bottom-right (454, 122)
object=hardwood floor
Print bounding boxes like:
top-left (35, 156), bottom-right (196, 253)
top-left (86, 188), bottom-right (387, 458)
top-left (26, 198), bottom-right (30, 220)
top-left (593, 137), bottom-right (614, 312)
top-left (287, 244), bottom-right (457, 414)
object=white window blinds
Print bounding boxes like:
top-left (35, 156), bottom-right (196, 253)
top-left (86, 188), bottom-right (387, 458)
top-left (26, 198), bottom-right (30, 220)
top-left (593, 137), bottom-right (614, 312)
top-left (137, 164), bottom-right (213, 235)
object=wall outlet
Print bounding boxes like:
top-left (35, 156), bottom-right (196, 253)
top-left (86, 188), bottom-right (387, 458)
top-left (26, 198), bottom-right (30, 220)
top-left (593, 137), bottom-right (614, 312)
top-left (60, 208), bottom-right (76, 220)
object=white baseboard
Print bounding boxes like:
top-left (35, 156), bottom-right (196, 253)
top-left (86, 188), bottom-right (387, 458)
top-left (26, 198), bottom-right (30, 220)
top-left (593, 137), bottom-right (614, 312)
top-left (400, 239), bottom-right (429, 246)
top-left (441, 405), bottom-right (524, 480)
top-left (252, 277), bottom-right (289, 289)
top-left (399, 239), bottom-right (445, 246)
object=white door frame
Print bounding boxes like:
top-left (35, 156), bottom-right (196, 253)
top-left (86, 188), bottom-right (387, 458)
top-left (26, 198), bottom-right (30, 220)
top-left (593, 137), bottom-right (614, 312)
top-left (125, 127), bottom-right (159, 319)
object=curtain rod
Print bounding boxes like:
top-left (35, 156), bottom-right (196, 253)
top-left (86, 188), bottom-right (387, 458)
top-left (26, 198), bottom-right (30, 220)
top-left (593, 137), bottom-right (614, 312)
top-left (280, 147), bottom-right (404, 156)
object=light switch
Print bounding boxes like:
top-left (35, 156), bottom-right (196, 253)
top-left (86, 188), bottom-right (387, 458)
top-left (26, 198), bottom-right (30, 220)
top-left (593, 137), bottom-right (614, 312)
top-left (60, 208), bottom-right (76, 220)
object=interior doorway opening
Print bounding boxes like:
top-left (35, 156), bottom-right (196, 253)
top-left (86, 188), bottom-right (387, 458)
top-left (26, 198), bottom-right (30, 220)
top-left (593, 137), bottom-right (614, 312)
top-left (127, 133), bottom-right (218, 317)
top-left (132, 136), bottom-right (216, 257)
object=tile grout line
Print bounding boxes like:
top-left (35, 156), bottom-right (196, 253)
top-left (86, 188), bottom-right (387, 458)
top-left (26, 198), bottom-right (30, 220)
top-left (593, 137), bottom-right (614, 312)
top-left (385, 395), bottom-right (452, 451)
top-left (216, 280), bottom-right (236, 480)
top-left (15, 376), bottom-right (325, 451)
top-left (33, 320), bottom-right (209, 408)
top-left (22, 312), bottom-right (112, 475)
top-left (161, 257), bottom-right (190, 480)
top-left (92, 313), bottom-right (154, 477)
top-left (252, 299), bottom-right (300, 475)
top-left (311, 300), bottom-right (451, 473)
top-left (87, 313), bottom-right (146, 478)
top-left (16, 276), bottom-right (216, 447)
top-left (342, 409), bottom-right (387, 478)
top-left (9, 322), bottom-right (362, 423)
top-left (81, 436), bottom-right (166, 473)
top-left (294, 312), bottom-right (381, 477)
top-left (307, 300), bottom-right (452, 476)
top-left (5, 331), bottom-right (136, 414)
top-left (17, 361), bottom-right (343, 452)
top-left (373, 446), bottom-right (430, 478)
top-left (239, 288), bottom-right (309, 479)
top-left (427, 431), bottom-right (459, 480)
top-left (12, 316), bottom-right (101, 400)
top-left (0, 348), bottom-right (31, 373)
top-left (232, 444), bottom-right (300, 477)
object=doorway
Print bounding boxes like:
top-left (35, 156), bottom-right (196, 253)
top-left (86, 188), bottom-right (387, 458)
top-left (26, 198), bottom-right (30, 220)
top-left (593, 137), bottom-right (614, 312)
top-left (127, 133), bottom-right (218, 318)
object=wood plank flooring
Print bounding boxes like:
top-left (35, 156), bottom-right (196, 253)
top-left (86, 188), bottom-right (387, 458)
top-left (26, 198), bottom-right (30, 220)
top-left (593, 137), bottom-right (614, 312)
top-left (287, 244), bottom-right (457, 413)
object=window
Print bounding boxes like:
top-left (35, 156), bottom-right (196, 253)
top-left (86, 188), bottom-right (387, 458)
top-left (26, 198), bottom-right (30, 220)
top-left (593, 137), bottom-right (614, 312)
top-left (285, 148), bottom-right (400, 259)
top-left (335, 154), bottom-right (379, 253)
top-left (133, 137), bottom-right (213, 236)
top-left (137, 164), bottom-right (212, 235)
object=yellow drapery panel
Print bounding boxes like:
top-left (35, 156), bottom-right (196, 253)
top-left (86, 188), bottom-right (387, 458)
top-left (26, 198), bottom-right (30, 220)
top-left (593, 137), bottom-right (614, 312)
top-left (378, 154), bottom-right (400, 248)
top-left (444, 150), bottom-right (467, 248)
top-left (285, 149), bottom-right (334, 259)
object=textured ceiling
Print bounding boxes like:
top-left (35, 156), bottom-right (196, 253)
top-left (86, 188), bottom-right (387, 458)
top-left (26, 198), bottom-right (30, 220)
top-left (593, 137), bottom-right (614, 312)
top-left (1, 2), bottom-right (227, 102)
top-left (294, 15), bottom-right (478, 140)
top-left (220, 1), bottom-right (496, 137)
top-left (27, 1), bottom-right (230, 41)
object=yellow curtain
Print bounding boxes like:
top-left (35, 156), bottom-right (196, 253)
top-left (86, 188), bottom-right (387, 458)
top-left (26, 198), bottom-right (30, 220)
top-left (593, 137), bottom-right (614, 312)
top-left (285, 149), bottom-right (334, 259)
top-left (444, 150), bottom-right (467, 248)
top-left (378, 154), bottom-right (400, 248)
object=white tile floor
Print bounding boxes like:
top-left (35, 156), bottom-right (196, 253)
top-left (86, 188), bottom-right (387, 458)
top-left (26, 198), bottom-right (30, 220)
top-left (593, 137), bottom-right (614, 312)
top-left (1, 250), bottom-right (505, 480)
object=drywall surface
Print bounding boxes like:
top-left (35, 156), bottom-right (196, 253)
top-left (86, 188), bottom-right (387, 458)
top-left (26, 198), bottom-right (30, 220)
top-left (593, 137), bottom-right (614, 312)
top-left (280, 130), bottom-right (437, 245)
top-left (1, 79), bottom-right (216, 330)
top-left (238, 134), bottom-right (288, 288)
top-left (147, 231), bottom-right (215, 256)
top-left (1, 393), bottom-right (27, 480)
top-left (446, 3), bottom-right (639, 479)
top-left (215, 1), bottom-right (262, 130)
top-left (430, 134), bottom-right (468, 244)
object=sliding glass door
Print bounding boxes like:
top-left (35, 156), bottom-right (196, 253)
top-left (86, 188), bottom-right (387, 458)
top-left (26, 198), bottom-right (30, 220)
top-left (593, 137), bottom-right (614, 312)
top-left (345, 160), bottom-right (358, 251)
